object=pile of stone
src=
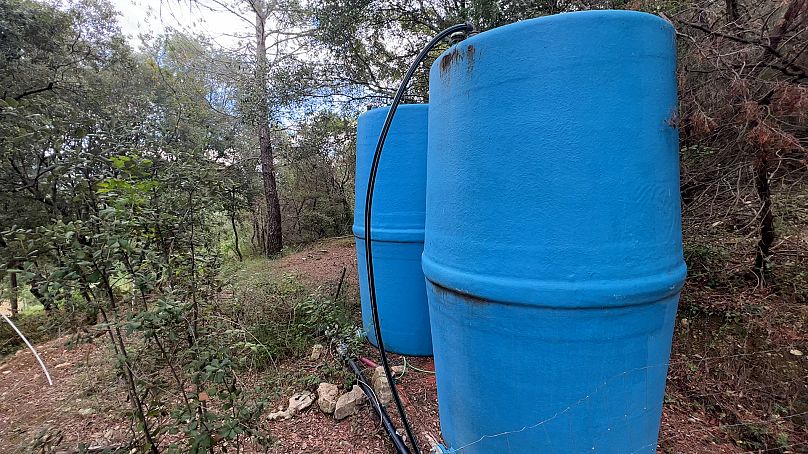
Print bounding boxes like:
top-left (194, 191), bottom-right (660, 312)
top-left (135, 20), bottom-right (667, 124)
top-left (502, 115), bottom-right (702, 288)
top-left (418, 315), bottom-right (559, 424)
top-left (316, 364), bottom-right (406, 420)
top-left (272, 345), bottom-right (408, 422)
top-left (318, 382), bottom-right (366, 420)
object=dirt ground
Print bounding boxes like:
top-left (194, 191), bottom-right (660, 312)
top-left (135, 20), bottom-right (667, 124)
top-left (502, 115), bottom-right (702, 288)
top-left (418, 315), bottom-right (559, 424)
top-left (0, 336), bottom-right (131, 453)
top-left (0, 238), bottom-right (803, 453)
top-left (277, 237), bottom-right (359, 295)
top-left (261, 354), bottom-right (439, 454)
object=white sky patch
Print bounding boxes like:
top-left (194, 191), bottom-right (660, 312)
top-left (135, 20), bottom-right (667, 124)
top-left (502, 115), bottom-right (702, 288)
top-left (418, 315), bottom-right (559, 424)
top-left (111, 0), bottom-right (251, 49)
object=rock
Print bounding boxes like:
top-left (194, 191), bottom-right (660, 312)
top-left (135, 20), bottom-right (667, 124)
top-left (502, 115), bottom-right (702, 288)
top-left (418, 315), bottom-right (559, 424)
top-left (269, 407), bottom-right (297, 420)
top-left (371, 365), bottom-right (404, 382)
top-left (289, 391), bottom-right (315, 412)
top-left (334, 385), bottom-right (365, 420)
top-left (78, 408), bottom-right (96, 417)
top-left (317, 382), bottom-right (340, 414)
top-left (372, 370), bottom-right (393, 406)
top-left (268, 391), bottom-right (315, 421)
top-left (370, 366), bottom-right (405, 406)
top-left (310, 344), bottom-right (324, 361)
top-left (268, 411), bottom-right (286, 420)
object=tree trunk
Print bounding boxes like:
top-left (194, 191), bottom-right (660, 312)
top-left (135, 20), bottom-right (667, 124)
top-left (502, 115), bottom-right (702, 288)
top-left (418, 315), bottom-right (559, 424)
top-left (97, 269), bottom-right (159, 454)
top-left (250, 202), bottom-right (259, 251)
top-left (29, 276), bottom-right (51, 311)
top-left (255, 1), bottom-right (283, 256)
top-left (9, 269), bottom-right (18, 317)
top-left (753, 148), bottom-right (775, 283)
top-left (230, 211), bottom-right (243, 261)
top-left (259, 130), bottom-right (283, 255)
top-left (340, 197), bottom-right (352, 234)
top-left (725, 0), bottom-right (739, 21)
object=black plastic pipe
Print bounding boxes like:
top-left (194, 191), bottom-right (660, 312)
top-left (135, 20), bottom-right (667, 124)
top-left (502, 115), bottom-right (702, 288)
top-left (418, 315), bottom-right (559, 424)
top-left (347, 357), bottom-right (412, 454)
top-left (362, 23), bottom-right (474, 454)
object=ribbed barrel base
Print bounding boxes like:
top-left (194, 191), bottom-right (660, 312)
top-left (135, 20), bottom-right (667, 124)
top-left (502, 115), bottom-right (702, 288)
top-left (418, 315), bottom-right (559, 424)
top-left (356, 238), bottom-right (433, 356)
top-left (427, 282), bottom-right (678, 453)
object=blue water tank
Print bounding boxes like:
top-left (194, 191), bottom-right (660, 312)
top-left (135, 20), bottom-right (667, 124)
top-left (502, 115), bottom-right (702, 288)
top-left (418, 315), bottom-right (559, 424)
top-left (354, 104), bottom-right (432, 356)
top-left (424, 11), bottom-right (686, 453)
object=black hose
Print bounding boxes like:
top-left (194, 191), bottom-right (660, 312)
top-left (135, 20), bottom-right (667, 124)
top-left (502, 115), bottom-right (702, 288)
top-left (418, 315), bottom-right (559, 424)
top-left (347, 357), bottom-right (412, 454)
top-left (363, 22), bottom-right (475, 454)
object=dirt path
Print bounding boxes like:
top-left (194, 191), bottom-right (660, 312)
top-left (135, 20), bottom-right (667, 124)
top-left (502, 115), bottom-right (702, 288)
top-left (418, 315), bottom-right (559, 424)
top-left (0, 336), bottom-right (130, 453)
top-left (277, 237), bottom-right (359, 297)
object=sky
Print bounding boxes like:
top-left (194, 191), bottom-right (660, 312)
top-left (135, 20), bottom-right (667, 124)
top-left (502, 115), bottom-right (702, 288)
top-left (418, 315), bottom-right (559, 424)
top-left (110, 0), bottom-right (249, 49)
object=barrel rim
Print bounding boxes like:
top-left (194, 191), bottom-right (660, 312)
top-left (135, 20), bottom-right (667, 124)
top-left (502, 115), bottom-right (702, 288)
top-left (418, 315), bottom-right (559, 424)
top-left (357, 103), bottom-right (429, 124)
top-left (353, 226), bottom-right (425, 243)
top-left (429, 10), bottom-right (675, 77)
top-left (422, 253), bottom-right (687, 308)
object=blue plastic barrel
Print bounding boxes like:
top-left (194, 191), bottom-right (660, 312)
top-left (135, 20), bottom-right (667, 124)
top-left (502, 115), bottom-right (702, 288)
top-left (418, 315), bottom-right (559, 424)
top-left (354, 104), bottom-right (432, 356)
top-left (424, 11), bottom-right (686, 453)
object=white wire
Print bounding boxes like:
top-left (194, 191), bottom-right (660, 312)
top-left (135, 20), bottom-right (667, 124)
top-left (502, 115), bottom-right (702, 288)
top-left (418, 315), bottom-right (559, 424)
top-left (1, 313), bottom-right (54, 386)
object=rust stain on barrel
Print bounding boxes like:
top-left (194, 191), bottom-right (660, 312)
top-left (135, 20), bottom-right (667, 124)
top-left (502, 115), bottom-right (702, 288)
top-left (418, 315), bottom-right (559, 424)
top-left (440, 47), bottom-right (462, 75)
top-left (440, 45), bottom-right (477, 77)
